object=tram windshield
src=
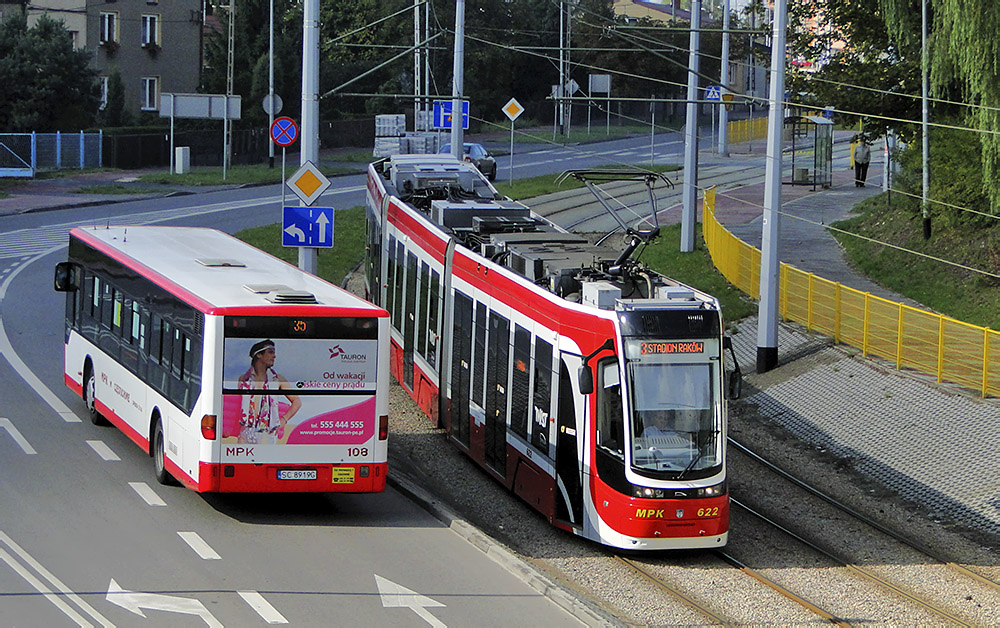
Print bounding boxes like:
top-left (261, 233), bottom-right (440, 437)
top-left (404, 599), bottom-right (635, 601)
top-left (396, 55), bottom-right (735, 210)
top-left (628, 360), bottom-right (721, 477)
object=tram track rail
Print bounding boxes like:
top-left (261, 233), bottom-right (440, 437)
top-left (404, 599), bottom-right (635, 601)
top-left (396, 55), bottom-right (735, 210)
top-left (728, 437), bottom-right (1000, 625)
top-left (614, 549), bottom-right (849, 625)
top-left (730, 438), bottom-right (1000, 594)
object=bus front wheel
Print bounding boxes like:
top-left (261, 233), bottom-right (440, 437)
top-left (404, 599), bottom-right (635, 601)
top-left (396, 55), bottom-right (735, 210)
top-left (152, 418), bottom-right (175, 486)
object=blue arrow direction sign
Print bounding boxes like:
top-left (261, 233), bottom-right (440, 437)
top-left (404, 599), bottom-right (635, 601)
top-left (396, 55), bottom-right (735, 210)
top-left (432, 100), bottom-right (470, 130)
top-left (282, 207), bottom-right (334, 248)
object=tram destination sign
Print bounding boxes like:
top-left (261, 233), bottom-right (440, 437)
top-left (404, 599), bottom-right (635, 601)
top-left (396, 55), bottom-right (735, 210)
top-left (639, 340), bottom-right (705, 355)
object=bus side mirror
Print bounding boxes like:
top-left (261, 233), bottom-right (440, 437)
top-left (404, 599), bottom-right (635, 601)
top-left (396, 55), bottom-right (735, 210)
top-left (54, 262), bottom-right (77, 292)
top-left (579, 365), bottom-right (594, 395)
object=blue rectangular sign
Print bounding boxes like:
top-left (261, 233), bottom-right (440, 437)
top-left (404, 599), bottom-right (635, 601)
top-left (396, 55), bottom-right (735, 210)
top-left (282, 206), bottom-right (334, 248)
top-left (432, 100), bottom-right (470, 130)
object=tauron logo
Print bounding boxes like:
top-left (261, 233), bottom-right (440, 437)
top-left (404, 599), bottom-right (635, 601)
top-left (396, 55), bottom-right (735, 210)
top-left (329, 345), bottom-right (366, 363)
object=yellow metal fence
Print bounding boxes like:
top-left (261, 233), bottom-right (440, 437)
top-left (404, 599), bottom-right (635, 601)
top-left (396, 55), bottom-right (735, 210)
top-left (702, 188), bottom-right (1000, 397)
top-left (727, 117), bottom-right (769, 145)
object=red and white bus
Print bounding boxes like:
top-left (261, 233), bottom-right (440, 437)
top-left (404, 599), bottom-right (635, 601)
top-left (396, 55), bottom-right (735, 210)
top-left (54, 225), bottom-right (389, 493)
top-left (365, 155), bottom-right (741, 550)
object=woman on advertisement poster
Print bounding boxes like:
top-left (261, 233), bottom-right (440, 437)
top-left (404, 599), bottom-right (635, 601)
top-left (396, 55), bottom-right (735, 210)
top-left (237, 339), bottom-right (301, 444)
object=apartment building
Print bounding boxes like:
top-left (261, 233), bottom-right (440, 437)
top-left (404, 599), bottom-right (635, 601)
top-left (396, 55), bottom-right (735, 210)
top-left (3, 0), bottom-right (203, 118)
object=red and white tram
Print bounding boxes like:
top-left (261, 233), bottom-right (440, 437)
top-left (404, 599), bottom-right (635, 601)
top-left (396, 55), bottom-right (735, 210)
top-left (365, 155), bottom-right (740, 550)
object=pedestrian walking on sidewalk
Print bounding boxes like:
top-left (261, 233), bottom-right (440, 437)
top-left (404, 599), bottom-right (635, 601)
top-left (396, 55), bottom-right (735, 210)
top-left (854, 136), bottom-right (871, 187)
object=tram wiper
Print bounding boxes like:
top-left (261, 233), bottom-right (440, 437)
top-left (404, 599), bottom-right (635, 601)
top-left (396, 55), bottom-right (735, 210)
top-left (676, 430), bottom-right (722, 479)
top-left (675, 451), bottom-right (703, 480)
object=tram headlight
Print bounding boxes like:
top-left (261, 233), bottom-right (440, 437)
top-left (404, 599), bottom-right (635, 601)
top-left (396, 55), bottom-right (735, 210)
top-left (696, 481), bottom-right (727, 498)
top-left (632, 486), bottom-right (667, 499)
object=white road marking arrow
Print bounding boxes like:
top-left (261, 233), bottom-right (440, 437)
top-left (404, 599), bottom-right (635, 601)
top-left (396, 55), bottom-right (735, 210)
top-left (283, 223), bottom-right (305, 243)
top-left (375, 574), bottom-right (446, 628)
top-left (107, 579), bottom-right (222, 627)
top-left (316, 211), bottom-right (330, 243)
top-left (0, 418), bottom-right (36, 454)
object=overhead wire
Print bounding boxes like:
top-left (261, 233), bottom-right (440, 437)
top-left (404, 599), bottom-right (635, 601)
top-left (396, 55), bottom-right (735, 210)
top-left (342, 2), bottom-right (999, 280)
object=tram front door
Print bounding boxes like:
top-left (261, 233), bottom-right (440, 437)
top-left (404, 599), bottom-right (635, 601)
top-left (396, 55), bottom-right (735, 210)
top-left (555, 357), bottom-right (583, 527)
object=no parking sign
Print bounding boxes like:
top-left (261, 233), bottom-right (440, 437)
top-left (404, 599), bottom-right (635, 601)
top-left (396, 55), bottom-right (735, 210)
top-left (270, 117), bottom-right (298, 147)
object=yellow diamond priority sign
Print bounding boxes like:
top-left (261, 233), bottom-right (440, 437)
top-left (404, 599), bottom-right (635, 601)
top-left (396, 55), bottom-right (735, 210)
top-left (503, 98), bottom-right (524, 122)
top-left (287, 160), bottom-right (331, 206)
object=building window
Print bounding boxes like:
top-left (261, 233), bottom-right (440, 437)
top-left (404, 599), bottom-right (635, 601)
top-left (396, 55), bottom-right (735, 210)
top-left (100, 76), bottom-right (109, 110)
top-left (141, 14), bottom-right (159, 46)
top-left (141, 77), bottom-right (159, 111)
top-left (100, 12), bottom-right (118, 43)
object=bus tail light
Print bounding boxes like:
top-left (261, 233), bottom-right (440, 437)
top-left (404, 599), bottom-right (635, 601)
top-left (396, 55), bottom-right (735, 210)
top-left (378, 415), bottom-right (388, 440)
top-left (201, 415), bottom-right (217, 440)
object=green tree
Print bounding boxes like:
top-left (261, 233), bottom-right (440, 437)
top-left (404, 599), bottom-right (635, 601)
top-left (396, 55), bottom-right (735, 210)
top-left (97, 69), bottom-right (133, 128)
top-left (880, 0), bottom-right (1000, 214)
top-left (0, 13), bottom-right (100, 131)
top-left (202, 0), bottom-right (303, 128)
top-left (782, 0), bottom-right (928, 140)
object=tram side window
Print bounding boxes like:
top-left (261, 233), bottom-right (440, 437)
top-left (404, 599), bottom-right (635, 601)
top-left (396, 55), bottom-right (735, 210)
top-left (405, 253), bottom-right (417, 335)
top-left (417, 262), bottom-right (429, 358)
top-left (596, 358), bottom-right (624, 459)
top-left (473, 301), bottom-right (487, 408)
top-left (451, 290), bottom-right (474, 446)
top-left (510, 325), bottom-right (530, 439)
top-left (530, 338), bottom-right (552, 455)
top-left (427, 269), bottom-right (440, 369)
top-left (386, 235), bottom-right (397, 327)
top-left (393, 240), bottom-right (405, 330)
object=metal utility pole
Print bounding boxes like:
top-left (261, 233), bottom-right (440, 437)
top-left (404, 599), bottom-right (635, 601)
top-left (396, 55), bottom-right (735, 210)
top-left (414, 0), bottom-right (422, 131)
top-left (299, 0), bottom-right (320, 273)
top-left (268, 0), bottom-right (275, 168)
top-left (564, 1), bottom-right (573, 136)
top-left (921, 0), bottom-right (931, 239)
top-left (225, 0), bottom-right (234, 180)
top-left (558, 1), bottom-right (566, 136)
top-left (680, 0), bottom-right (701, 252)
top-left (450, 0), bottom-right (465, 159)
top-left (717, 0), bottom-right (730, 157)
top-left (756, 0), bottom-right (788, 373)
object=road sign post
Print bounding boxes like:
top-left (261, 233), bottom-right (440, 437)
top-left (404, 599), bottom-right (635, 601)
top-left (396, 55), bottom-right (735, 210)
top-left (432, 100), bottom-right (469, 130)
top-left (283, 159), bottom-right (333, 262)
top-left (706, 86), bottom-right (722, 154)
top-left (502, 98), bottom-right (524, 185)
top-left (282, 207), bottom-right (334, 248)
top-left (271, 117), bottom-right (299, 212)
